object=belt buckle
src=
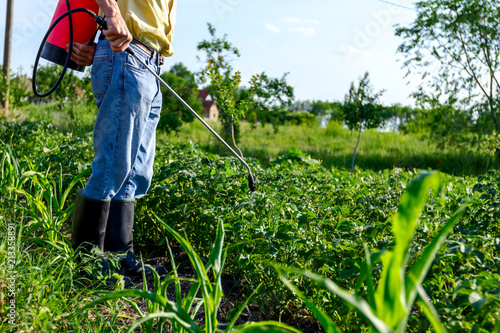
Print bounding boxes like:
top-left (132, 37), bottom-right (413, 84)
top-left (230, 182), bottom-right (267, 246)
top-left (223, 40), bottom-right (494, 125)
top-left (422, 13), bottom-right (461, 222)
top-left (155, 52), bottom-right (164, 66)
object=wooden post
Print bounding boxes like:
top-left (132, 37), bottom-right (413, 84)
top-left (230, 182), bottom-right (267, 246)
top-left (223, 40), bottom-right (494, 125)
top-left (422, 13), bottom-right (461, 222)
top-left (2, 0), bottom-right (14, 117)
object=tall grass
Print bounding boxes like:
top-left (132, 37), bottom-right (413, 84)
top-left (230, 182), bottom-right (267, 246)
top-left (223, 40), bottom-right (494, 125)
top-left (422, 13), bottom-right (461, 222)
top-left (14, 103), bottom-right (493, 175)
top-left (13, 102), bottom-right (97, 135)
top-left (0, 144), bottom-right (130, 332)
top-left (158, 120), bottom-right (494, 176)
top-left (79, 217), bottom-right (302, 333)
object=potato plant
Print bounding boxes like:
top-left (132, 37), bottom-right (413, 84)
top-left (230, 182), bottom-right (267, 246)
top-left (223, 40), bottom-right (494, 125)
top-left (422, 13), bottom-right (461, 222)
top-left (0, 121), bottom-right (498, 332)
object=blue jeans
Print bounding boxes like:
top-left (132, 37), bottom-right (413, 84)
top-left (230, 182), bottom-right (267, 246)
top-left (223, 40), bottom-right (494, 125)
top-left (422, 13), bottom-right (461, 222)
top-left (83, 38), bottom-right (162, 201)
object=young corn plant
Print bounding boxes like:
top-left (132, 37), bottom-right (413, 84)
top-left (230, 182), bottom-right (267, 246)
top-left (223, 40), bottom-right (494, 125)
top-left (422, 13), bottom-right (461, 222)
top-left (273, 171), bottom-right (465, 333)
top-left (80, 217), bottom-right (302, 333)
top-left (2, 144), bottom-right (88, 245)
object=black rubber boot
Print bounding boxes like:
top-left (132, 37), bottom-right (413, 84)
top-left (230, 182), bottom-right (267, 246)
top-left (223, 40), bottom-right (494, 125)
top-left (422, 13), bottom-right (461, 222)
top-left (72, 189), bottom-right (110, 254)
top-left (71, 190), bottom-right (133, 287)
top-left (105, 199), bottom-right (167, 278)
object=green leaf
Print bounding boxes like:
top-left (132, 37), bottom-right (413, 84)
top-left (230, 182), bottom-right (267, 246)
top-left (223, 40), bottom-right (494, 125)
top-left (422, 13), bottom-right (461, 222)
top-left (79, 290), bottom-right (201, 333)
top-left (274, 264), bottom-right (391, 333)
top-left (126, 311), bottom-right (193, 333)
top-left (210, 217), bottom-right (225, 277)
top-left (392, 171), bottom-right (440, 255)
top-left (230, 321), bottom-right (303, 333)
top-left (468, 292), bottom-right (489, 311)
top-left (375, 172), bottom-right (441, 328)
top-left (226, 283), bottom-right (264, 332)
top-left (414, 283), bottom-right (447, 333)
top-left (275, 270), bottom-right (340, 333)
top-left (404, 207), bottom-right (465, 307)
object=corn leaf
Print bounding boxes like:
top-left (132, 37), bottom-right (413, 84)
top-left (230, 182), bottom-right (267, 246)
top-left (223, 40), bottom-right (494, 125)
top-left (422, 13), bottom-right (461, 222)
top-left (230, 321), bottom-right (304, 333)
top-left (403, 206), bottom-right (464, 317)
top-left (414, 283), bottom-right (447, 333)
top-left (374, 171), bottom-right (440, 328)
top-left (274, 265), bottom-right (391, 333)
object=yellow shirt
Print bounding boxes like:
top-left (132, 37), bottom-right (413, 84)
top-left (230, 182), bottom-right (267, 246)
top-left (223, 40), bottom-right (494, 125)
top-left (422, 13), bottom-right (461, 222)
top-left (117, 0), bottom-right (177, 57)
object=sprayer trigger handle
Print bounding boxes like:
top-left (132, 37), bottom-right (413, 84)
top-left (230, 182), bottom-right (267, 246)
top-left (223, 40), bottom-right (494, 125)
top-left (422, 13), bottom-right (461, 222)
top-left (95, 15), bottom-right (107, 30)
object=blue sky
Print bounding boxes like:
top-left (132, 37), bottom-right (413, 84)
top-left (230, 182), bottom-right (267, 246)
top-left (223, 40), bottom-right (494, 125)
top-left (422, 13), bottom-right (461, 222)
top-left (1, 0), bottom-right (418, 105)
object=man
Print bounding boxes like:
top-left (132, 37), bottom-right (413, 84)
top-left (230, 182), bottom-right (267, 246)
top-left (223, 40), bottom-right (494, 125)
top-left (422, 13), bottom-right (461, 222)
top-left (70, 0), bottom-right (176, 280)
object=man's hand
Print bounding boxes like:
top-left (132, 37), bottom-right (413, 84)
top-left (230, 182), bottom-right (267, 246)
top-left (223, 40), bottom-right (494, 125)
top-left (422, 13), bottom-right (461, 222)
top-left (68, 42), bottom-right (96, 67)
top-left (94, 0), bottom-right (132, 53)
top-left (101, 14), bottom-right (132, 53)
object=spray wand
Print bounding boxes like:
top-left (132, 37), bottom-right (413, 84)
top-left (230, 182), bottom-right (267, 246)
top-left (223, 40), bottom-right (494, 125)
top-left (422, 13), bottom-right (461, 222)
top-left (124, 47), bottom-right (257, 192)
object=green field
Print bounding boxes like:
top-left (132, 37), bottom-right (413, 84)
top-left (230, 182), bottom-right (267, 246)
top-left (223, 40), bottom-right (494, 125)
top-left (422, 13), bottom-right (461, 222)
top-left (160, 119), bottom-right (495, 177)
top-left (0, 114), bottom-right (499, 332)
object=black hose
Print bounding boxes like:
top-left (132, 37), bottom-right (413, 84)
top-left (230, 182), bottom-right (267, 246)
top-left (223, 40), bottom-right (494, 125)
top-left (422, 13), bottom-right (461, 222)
top-left (32, 7), bottom-right (98, 97)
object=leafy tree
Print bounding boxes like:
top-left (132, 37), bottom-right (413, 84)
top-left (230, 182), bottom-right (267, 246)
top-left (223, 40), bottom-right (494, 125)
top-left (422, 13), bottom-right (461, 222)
top-left (402, 96), bottom-right (475, 150)
top-left (282, 111), bottom-right (317, 126)
top-left (342, 72), bottom-right (385, 169)
top-left (251, 72), bottom-right (294, 132)
top-left (0, 66), bottom-right (31, 113)
top-left (159, 63), bottom-right (204, 133)
top-left (289, 100), bottom-right (313, 114)
top-left (33, 64), bottom-right (78, 106)
top-left (197, 23), bottom-right (294, 145)
top-left (395, 0), bottom-right (500, 155)
top-left (289, 100), bottom-right (344, 125)
top-left (387, 103), bottom-right (416, 131)
top-left (197, 23), bottom-right (251, 147)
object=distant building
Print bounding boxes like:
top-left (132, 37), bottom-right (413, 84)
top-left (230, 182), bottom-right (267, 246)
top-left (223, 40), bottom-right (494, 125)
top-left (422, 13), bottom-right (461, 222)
top-left (198, 89), bottom-right (219, 121)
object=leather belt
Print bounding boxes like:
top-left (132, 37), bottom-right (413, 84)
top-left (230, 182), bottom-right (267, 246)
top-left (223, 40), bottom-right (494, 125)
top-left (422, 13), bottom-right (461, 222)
top-left (131, 38), bottom-right (164, 66)
top-left (99, 33), bottom-right (164, 66)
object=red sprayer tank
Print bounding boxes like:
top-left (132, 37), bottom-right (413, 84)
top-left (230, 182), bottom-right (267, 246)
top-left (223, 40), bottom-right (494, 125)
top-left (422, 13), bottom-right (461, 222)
top-left (41, 0), bottom-right (100, 72)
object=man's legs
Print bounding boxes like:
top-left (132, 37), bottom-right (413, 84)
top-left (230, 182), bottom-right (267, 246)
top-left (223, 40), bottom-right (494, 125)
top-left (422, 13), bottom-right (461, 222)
top-left (73, 39), bottom-right (165, 279)
top-left (83, 39), bottom-right (161, 201)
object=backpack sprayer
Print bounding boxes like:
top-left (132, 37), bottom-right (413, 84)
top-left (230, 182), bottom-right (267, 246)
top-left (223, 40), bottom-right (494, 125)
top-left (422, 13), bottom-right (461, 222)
top-left (33, 0), bottom-right (256, 192)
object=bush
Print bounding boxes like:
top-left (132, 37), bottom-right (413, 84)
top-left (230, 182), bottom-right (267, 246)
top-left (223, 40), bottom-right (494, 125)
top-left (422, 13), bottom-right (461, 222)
top-left (284, 111), bottom-right (317, 126)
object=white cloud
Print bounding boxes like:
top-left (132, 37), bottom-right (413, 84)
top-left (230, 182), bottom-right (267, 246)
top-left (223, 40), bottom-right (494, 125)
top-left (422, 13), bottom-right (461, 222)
top-left (338, 45), bottom-right (372, 58)
top-left (265, 23), bottom-right (281, 33)
top-left (280, 17), bottom-right (302, 24)
top-left (280, 17), bottom-right (320, 25)
top-left (277, 17), bottom-right (320, 37)
top-left (289, 27), bottom-right (316, 37)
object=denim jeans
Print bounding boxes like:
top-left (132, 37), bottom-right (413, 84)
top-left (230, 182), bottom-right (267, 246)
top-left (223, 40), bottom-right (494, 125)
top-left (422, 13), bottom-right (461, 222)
top-left (83, 38), bottom-right (162, 201)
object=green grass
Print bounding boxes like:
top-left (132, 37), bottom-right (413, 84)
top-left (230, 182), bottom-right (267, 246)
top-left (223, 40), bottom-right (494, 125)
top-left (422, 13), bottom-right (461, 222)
top-left (0, 145), bottom-right (133, 332)
top-left (1, 110), bottom-right (499, 332)
top-left (158, 120), bottom-right (495, 176)
top-left (12, 103), bottom-right (495, 176)
top-left (13, 102), bottom-right (97, 135)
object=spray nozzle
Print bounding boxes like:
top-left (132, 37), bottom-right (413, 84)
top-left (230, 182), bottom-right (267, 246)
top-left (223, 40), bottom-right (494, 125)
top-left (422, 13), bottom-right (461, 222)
top-left (248, 174), bottom-right (256, 192)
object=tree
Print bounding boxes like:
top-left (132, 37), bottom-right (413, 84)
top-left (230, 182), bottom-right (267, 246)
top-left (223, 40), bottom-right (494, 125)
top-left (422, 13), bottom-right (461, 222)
top-left (401, 96), bottom-right (475, 150)
top-left (387, 103), bottom-right (416, 131)
top-left (197, 23), bottom-right (294, 144)
top-left (197, 23), bottom-right (251, 147)
top-left (0, 66), bottom-right (30, 112)
top-left (395, 0), bottom-right (500, 156)
top-left (251, 72), bottom-right (294, 132)
top-left (342, 72), bottom-right (385, 169)
top-left (159, 63), bottom-right (204, 133)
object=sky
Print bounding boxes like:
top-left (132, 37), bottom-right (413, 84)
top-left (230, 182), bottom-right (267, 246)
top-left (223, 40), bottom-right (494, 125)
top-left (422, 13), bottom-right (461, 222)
top-left (0, 0), bottom-right (418, 106)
